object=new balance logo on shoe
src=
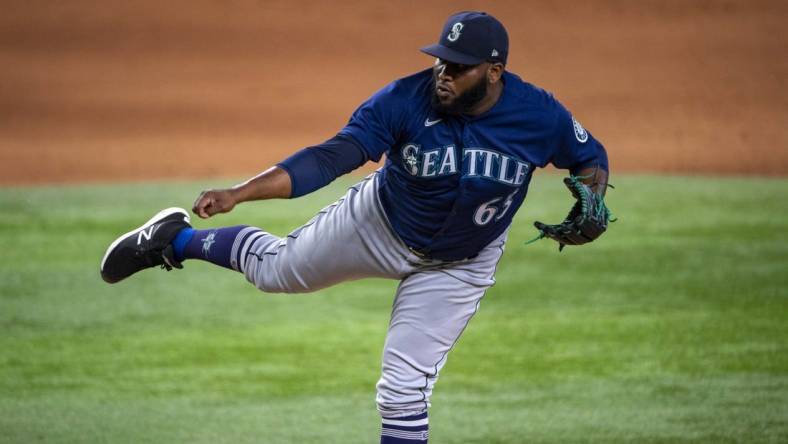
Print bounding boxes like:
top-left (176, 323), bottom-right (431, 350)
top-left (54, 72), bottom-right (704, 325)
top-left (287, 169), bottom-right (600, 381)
top-left (137, 225), bottom-right (159, 245)
top-left (101, 207), bottom-right (191, 284)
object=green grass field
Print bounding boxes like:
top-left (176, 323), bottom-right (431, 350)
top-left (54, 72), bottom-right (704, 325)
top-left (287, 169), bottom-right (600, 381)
top-left (1, 174), bottom-right (787, 443)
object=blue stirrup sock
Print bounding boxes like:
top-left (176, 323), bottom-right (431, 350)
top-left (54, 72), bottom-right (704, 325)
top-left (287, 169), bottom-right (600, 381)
top-left (380, 412), bottom-right (429, 443)
top-left (172, 226), bottom-right (249, 270)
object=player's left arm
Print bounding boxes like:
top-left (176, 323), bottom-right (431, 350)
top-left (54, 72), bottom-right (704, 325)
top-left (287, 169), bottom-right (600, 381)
top-left (574, 165), bottom-right (609, 196)
top-left (549, 96), bottom-right (612, 193)
top-left (532, 103), bottom-right (614, 249)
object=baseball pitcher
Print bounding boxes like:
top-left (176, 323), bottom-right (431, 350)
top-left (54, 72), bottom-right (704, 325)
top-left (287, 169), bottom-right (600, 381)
top-left (100, 11), bottom-right (613, 443)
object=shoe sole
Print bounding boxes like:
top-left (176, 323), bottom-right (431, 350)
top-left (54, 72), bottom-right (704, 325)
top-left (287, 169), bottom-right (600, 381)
top-left (100, 207), bottom-right (190, 281)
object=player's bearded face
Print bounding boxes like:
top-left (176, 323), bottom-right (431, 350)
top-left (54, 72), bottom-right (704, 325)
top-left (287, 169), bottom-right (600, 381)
top-left (430, 61), bottom-right (489, 115)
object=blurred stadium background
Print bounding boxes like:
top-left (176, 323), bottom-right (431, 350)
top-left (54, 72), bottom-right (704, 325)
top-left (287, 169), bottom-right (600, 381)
top-left (1, 0), bottom-right (786, 184)
top-left (1, 1), bottom-right (786, 443)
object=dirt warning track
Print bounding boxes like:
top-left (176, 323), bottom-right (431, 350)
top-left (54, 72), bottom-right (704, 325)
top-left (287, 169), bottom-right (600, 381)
top-left (1, 0), bottom-right (786, 185)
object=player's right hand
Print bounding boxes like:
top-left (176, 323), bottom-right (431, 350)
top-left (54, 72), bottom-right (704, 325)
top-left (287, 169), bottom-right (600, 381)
top-left (192, 189), bottom-right (238, 219)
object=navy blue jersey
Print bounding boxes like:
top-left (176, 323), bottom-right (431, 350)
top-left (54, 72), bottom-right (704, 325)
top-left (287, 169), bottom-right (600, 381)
top-left (339, 69), bottom-right (608, 261)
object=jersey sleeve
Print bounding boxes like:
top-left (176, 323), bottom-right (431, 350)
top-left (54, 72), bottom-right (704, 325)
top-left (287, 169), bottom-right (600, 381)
top-left (337, 81), bottom-right (407, 162)
top-left (549, 99), bottom-right (609, 174)
top-left (277, 134), bottom-right (369, 198)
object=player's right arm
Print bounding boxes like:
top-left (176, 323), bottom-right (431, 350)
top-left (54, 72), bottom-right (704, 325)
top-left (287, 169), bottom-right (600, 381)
top-left (192, 134), bottom-right (369, 219)
top-left (192, 165), bottom-right (291, 219)
top-left (193, 78), bottom-right (404, 219)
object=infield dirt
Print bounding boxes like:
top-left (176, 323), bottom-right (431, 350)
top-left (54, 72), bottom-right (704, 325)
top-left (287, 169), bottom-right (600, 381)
top-left (1, 0), bottom-right (786, 185)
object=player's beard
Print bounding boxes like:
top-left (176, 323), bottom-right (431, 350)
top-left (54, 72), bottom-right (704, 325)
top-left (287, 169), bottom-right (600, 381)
top-left (430, 76), bottom-right (488, 116)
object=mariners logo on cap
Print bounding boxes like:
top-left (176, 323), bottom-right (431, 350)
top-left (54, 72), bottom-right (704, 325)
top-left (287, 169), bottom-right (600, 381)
top-left (447, 22), bottom-right (463, 42)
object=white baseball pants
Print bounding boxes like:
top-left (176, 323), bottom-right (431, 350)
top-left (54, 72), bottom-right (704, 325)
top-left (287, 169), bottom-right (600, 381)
top-left (230, 172), bottom-right (507, 417)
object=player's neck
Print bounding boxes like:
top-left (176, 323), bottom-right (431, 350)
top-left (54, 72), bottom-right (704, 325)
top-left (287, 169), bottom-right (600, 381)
top-left (466, 80), bottom-right (504, 116)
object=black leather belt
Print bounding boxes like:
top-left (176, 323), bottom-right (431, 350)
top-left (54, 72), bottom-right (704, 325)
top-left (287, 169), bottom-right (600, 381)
top-left (408, 246), bottom-right (431, 259)
top-left (407, 246), bottom-right (476, 262)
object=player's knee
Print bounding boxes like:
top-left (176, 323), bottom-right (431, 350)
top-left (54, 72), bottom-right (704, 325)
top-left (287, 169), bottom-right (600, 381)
top-left (248, 270), bottom-right (317, 294)
top-left (248, 264), bottom-right (339, 294)
top-left (252, 280), bottom-right (285, 293)
top-left (251, 276), bottom-right (305, 294)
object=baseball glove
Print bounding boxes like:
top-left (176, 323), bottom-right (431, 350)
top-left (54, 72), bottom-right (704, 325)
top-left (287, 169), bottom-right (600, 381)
top-left (527, 175), bottom-right (615, 251)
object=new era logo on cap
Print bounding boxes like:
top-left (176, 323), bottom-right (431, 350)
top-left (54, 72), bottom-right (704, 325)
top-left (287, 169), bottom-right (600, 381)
top-left (420, 11), bottom-right (509, 65)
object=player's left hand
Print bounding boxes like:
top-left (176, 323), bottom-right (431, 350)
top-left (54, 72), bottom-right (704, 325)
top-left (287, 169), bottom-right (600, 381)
top-left (531, 176), bottom-right (615, 251)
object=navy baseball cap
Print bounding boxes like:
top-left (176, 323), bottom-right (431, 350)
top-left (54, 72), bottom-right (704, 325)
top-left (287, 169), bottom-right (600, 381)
top-left (421, 11), bottom-right (509, 66)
